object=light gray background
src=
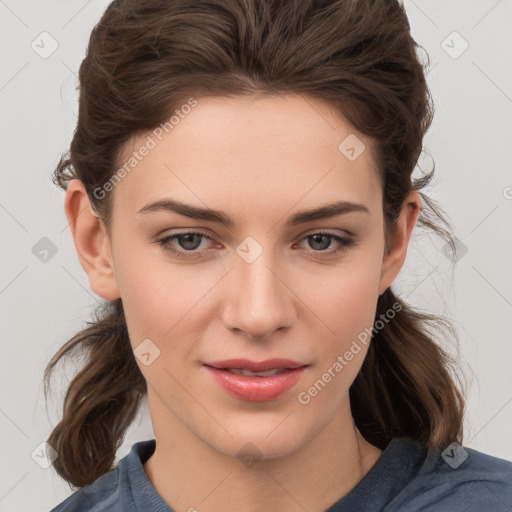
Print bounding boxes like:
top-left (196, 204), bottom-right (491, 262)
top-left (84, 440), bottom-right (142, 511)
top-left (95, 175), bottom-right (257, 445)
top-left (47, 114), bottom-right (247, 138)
top-left (1, 1), bottom-right (511, 510)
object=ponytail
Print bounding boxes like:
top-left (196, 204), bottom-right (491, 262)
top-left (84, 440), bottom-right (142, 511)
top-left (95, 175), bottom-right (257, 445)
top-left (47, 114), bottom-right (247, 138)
top-left (350, 288), bottom-right (465, 450)
top-left (44, 299), bottom-right (146, 488)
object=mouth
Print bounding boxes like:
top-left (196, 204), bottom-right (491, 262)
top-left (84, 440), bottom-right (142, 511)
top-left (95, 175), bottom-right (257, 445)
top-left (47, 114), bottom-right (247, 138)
top-left (204, 358), bottom-right (307, 373)
top-left (215, 368), bottom-right (289, 377)
top-left (202, 359), bottom-right (308, 401)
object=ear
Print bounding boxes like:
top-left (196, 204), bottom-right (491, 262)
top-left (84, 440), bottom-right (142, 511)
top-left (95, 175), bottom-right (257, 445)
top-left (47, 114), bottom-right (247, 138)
top-left (378, 190), bottom-right (421, 295)
top-left (64, 179), bottom-right (120, 300)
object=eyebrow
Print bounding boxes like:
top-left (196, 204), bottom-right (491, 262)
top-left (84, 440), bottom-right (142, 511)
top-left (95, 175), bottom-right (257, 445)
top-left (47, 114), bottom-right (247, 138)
top-left (137, 197), bottom-right (369, 227)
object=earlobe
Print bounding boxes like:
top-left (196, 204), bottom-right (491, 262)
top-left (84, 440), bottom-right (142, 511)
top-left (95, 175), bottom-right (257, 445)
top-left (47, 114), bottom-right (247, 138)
top-left (378, 191), bottom-right (421, 296)
top-left (64, 179), bottom-right (120, 300)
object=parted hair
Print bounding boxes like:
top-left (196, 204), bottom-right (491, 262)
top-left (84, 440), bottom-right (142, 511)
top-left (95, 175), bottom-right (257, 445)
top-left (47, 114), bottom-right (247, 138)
top-left (45, 0), bottom-right (465, 488)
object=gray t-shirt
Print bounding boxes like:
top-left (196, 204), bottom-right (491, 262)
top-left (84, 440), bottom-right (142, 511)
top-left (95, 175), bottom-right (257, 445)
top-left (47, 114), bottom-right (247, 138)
top-left (49, 437), bottom-right (512, 511)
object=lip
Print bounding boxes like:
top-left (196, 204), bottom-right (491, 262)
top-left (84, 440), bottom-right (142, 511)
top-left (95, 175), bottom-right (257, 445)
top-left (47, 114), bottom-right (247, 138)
top-left (203, 359), bottom-right (308, 402)
top-left (204, 358), bottom-right (306, 372)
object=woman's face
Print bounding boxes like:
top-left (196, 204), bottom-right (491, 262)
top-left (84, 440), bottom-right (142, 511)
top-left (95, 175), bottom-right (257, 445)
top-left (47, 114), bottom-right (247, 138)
top-left (85, 94), bottom-right (415, 460)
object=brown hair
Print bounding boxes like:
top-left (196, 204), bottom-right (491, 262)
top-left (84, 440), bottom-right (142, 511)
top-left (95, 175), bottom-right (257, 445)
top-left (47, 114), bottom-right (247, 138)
top-left (45, 0), bottom-right (465, 489)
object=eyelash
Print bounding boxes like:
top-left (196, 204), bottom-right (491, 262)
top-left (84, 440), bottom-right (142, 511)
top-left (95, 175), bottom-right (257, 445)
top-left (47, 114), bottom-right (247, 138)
top-left (156, 230), bottom-right (355, 260)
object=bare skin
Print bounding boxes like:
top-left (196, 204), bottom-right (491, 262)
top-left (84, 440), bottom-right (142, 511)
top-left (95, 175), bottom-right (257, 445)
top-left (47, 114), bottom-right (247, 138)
top-left (65, 93), bottom-right (420, 512)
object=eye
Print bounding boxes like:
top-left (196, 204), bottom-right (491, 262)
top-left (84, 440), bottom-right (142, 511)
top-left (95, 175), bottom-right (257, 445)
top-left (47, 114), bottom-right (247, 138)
top-left (156, 231), bottom-right (215, 259)
top-left (295, 231), bottom-right (355, 256)
top-left (156, 230), bottom-right (355, 259)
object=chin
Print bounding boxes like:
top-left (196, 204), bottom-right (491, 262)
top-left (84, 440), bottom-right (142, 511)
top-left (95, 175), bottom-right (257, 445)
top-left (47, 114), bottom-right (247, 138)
top-left (202, 419), bottom-right (312, 463)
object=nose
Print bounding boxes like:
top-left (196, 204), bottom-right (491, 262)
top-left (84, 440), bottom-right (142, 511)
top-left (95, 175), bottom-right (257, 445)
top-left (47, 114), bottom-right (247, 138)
top-left (221, 249), bottom-right (296, 341)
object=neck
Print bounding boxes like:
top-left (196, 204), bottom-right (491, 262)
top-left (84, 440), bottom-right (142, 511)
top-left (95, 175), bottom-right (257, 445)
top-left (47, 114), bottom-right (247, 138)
top-left (143, 391), bottom-right (382, 512)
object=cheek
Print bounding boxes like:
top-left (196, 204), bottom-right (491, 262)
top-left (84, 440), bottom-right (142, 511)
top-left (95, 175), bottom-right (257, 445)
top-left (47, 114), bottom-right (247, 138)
top-left (112, 243), bottom-right (179, 341)
top-left (300, 255), bottom-right (381, 346)
top-left (113, 243), bottom-right (219, 353)
top-left (295, 262), bottom-right (380, 411)
top-left (293, 250), bottom-right (382, 409)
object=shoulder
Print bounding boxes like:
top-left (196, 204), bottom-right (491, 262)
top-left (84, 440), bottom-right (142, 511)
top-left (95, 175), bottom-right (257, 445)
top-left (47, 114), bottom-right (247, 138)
top-left (48, 440), bottom-right (157, 512)
top-left (390, 440), bottom-right (512, 512)
top-left (48, 468), bottom-right (120, 512)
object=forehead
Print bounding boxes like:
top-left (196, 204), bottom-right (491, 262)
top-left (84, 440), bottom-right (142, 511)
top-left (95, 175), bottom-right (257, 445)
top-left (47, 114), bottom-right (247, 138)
top-left (112, 94), bottom-right (381, 218)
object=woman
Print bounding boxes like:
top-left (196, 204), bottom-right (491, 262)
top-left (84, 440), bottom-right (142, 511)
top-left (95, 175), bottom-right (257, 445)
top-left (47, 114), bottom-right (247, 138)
top-left (45, 0), bottom-right (512, 511)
